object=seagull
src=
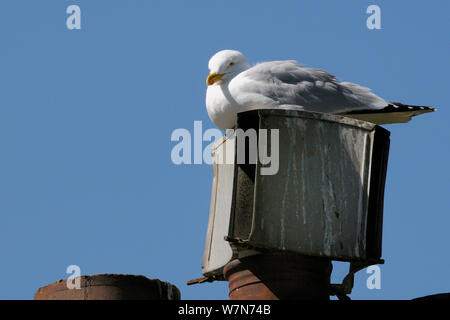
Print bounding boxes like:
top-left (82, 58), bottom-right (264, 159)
top-left (206, 50), bottom-right (435, 130)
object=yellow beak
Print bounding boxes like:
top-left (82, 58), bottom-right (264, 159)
top-left (206, 72), bottom-right (225, 86)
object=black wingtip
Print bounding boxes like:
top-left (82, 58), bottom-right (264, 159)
top-left (345, 103), bottom-right (436, 115)
top-left (389, 102), bottom-right (436, 112)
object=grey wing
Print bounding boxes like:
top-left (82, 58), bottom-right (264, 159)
top-left (241, 60), bottom-right (387, 113)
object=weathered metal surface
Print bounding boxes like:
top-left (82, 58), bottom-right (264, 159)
top-left (201, 108), bottom-right (389, 278)
top-left (230, 109), bottom-right (388, 262)
top-left (223, 253), bottom-right (331, 300)
top-left (201, 136), bottom-right (235, 277)
top-left (34, 274), bottom-right (180, 300)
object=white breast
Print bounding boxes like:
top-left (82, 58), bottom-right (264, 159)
top-left (206, 75), bottom-right (279, 130)
top-left (206, 84), bottom-right (240, 130)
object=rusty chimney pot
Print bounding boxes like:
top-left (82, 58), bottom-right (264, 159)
top-left (34, 274), bottom-right (180, 300)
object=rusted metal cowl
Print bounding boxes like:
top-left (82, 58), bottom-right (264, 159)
top-left (34, 274), bottom-right (180, 300)
top-left (224, 253), bottom-right (332, 300)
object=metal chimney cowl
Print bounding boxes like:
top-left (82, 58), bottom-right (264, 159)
top-left (202, 108), bottom-right (389, 279)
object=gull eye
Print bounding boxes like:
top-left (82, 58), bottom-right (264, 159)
top-left (229, 62), bottom-right (234, 67)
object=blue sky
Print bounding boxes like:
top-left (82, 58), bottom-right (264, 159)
top-left (0, 0), bottom-right (448, 300)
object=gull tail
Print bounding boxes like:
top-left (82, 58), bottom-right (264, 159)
top-left (343, 102), bottom-right (436, 125)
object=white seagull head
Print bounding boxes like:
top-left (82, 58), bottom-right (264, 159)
top-left (206, 50), bottom-right (250, 86)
